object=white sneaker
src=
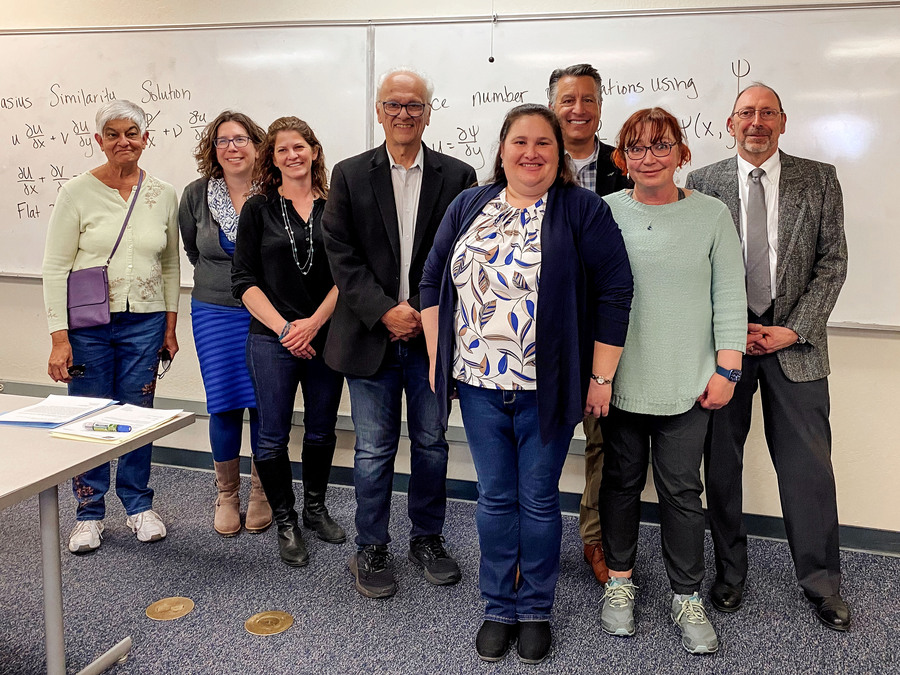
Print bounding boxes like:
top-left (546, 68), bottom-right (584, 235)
top-left (68, 520), bottom-right (104, 554)
top-left (126, 509), bottom-right (167, 542)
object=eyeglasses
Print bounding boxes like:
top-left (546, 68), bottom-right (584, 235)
top-left (624, 142), bottom-right (675, 161)
top-left (380, 101), bottom-right (428, 118)
top-left (157, 348), bottom-right (172, 380)
top-left (67, 364), bottom-right (86, 378)
top-left (732, 108), bottom-right (783, 121)
top-left (213, 136), bottom-right (252, 148)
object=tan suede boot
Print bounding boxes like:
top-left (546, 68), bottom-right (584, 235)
top-left (245, 459), bottom-right (273, 533)
top-left (213, 459), bottom-right (241, 537)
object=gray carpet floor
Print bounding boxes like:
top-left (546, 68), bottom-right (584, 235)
top-left (0, 463), bottom-right (897, 674)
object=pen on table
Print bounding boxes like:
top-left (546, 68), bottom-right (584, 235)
top-left (83, 422), bottom-right (132, 433)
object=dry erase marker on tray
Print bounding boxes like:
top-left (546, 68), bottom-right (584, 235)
top-left (83, 422), bottom-right (132, 433)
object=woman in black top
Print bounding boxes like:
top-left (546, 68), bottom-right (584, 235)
top-left (232, 117), bottom-right (345, 567)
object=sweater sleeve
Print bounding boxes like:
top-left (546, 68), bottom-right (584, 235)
top-left (41, 186), bottom-right (82, 332)
top-left (581, 196), bottom-right (633, 346)
top-left (420, 193), bottom-right (466, 310)
top-left (710, 203), bottom-right (748, 353)
top-left (178, 180), bottom-right (201, 267)
top-left (231, 197), bottom-right (265, 301)
top-left (160, 185), bottom-right (181, 312)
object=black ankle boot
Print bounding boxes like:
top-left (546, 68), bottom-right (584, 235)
top-left (276, 521), bottom-right (309, 567)
top-left (301, 440), bottom-right (346, 544)
top-left (253, 454), bottom-right (309, 566)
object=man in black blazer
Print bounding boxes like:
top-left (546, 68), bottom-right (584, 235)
top-left (686, 83), bottom-right (850, 631)
top-left (548, 63), bottom-right (632, 586)
top-left (322, 68), bottom-right (476, 600)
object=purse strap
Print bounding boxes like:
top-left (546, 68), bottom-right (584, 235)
top-left (105, 169), bottom-right (144, 267)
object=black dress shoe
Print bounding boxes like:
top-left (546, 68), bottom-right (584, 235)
top-left (710, 580), bottom-right (743, 613)
top-left (809, 594), bottom-right (851, 632)
top-left (517, 621), bottom-right (551, 665)
top-left (475, 620), bottom-right (516, 662)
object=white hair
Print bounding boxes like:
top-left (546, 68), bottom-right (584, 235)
top-left (377, 67), bottom-right (434, 102)
top-left (95, 100), bottom-right (148, 135)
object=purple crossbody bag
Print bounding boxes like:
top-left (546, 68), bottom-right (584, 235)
top-left (66, 170), bottom-right (144, 330)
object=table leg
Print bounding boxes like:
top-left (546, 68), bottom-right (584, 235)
top-left (38, 485), bottom-right (66, 675)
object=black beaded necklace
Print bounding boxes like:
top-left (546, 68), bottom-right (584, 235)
top-left (279, 196), bottom-right (314, 276)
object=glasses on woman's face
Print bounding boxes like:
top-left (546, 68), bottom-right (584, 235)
top-left (624, 142), bottom-right (675, 161)
top-left (213, 136), bottom-right (251, 148)
top-left (380, 101), bottom-right (428, 118)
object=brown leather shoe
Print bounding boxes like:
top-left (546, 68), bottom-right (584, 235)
top-left (584, 542), bottom-right (610, 584)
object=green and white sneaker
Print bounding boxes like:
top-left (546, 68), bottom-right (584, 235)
top-left (671, 593), bottom-right (719, 654)
top-left (601, 577), bottom-right (637, 636)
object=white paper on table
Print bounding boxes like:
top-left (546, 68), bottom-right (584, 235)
top-left (0, 395), bottom-right (117, 428)
top-left (50, 405), bottom-right (184, 443)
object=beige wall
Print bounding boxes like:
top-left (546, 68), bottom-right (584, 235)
top-left (2, 0), bottom-right (897, 534)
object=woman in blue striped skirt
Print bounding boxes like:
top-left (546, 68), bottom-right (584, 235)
top-left (179, 110), bottom-right (272, 537)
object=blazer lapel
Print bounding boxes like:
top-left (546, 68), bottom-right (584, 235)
top-left (370, 144), bottom-right (401, 266)
top-left (412, 145), bottom-right (443, 261)
top-left (776, 151), bottom-right (808, 290)
top-left (707, 156), bottom-right (741, 240)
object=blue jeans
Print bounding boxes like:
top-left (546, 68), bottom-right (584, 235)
top-left (346, 341), bottom-right (448, 547)
top-left (67, 311), bottom-right (166, 520)
top-left (246, 333), bottom-right (344, 462)
top-left (457, 382), bottom-right (574, 623)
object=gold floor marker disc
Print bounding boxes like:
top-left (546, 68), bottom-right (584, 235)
top-left (146, 597), bottom-right (195, 621)
top-left (245, 610), bottom-right (294, 636)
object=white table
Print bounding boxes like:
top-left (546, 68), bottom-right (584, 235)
top-left (0, 394), bottom-right (194, 675)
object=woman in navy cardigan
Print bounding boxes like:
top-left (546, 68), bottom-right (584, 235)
top-left (421, 104), bottom-right (633, 664)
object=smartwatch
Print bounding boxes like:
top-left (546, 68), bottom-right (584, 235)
top-left (715, 365), bottom-right (742, 383)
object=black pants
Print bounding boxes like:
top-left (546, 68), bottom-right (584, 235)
top-left (600, 403), bottom-right (710, 594)
top-left (705, 347), bottom-right (841, 599)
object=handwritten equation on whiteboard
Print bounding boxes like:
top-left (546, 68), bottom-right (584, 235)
top-left (3, 78), bottom-right (215, 224)
top-left (422, 65), bottom-right (747, 181)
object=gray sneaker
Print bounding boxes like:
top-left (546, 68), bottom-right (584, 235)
top-left (601, 577), bottom-right (637, 636)
top-left (671, 593), bottom-right (719, 654)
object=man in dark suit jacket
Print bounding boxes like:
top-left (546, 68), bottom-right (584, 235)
top-left (686, 83), bottom-right (850, 631)
top-left (548, 63), bottom-right (633, 586)
top-left (322, 68), bottom-right (476, 600)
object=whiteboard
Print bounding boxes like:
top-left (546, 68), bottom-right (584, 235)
top-left (0, 26), bottom-right (367, 285)
top-left (374, 7), bottom-right (900, 327)
top-left (1, 8), bottom-right (898, 327)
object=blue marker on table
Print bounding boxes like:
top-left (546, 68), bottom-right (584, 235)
top-left (83, 422), bottom-right (132, 433)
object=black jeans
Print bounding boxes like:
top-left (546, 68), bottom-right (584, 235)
top-left (599, 403), bottom-right (710, 594)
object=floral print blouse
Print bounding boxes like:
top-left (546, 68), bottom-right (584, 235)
top-left (452, 189), bottom-right (544, 389)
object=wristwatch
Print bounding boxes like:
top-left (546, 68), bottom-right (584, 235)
top-left (715, 365), bottom-right (742, 383)
top-left (590, 374), bottom-right (613, 385)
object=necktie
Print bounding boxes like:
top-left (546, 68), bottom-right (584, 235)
top-left (746, 167), bottom-right (771, 316)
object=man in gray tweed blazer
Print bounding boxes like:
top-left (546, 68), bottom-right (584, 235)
top-left (686, 83), bottom-right (850, 631)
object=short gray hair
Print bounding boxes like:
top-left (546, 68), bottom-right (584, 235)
top-left (95, 100), bottom-right (148, 135)
top-left (377, 67), bottom-right (434, 102)
top-left (548, 64), bottom-right (603, 106)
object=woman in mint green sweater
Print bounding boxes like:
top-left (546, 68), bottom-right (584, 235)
top-left (597, 108), bottom-right (746, 655)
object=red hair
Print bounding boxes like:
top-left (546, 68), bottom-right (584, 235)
top-left (611, 107), bottom-right (691, 175)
